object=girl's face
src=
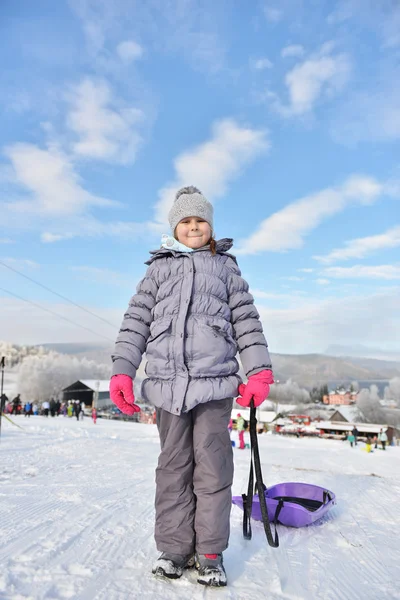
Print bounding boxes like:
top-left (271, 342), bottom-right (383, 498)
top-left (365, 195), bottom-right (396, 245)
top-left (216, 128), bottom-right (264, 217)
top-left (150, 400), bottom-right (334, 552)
top-left (175, 217), bottom-right (211, 249)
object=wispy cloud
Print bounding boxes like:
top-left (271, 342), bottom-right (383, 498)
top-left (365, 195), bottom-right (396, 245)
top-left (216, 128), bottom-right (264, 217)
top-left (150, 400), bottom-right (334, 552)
top-left (251, 57), bottom-right (273, 70)
top-left (0, 238), bottom-right (14, 244)
top-left (69, 0), bottom-right (227, 73)
top-left (331, 80), bottom-right (400, 144)
top-left (154, 119), bottom-right (269, 224)
top-left (281, 44), bottom-right (304, 58)
top-left (316, 278), bottom-right (330, 285)
top-left (323, 265), bottom-right (400, 280)
top-left (263, 6), bottom-right (283, 23)
top-left (269, 43), bottom-right (351, 117)
top-left (327, 0), bottom-right (400, 48)
top-left (236, 175), bottom-right (383, 255)
top-left (0, 258), bottom-right (39, 270)
top-left (257, 287), bottom-right (400, 353)
top-left (298, 268), bottom-right (314, 273)
top-left (3, 143), bottom-right (118, 216)
top-left (116, 40), bottom-right (143, 63)
top-left (66, 78), bottom-right (144, 164)
top-left (314, 225), bottom-right (400, 264)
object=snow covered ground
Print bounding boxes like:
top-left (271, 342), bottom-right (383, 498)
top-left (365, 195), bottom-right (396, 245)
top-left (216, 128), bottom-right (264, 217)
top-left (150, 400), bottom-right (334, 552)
top-left (1, 416), bottom-right (399, 600)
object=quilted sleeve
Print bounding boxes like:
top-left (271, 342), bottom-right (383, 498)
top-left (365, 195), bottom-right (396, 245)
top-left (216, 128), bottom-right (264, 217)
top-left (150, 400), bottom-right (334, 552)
top-left (111, 263), bottom-right (158, 379)
top-left (225, 256), bottom-right (272, 377)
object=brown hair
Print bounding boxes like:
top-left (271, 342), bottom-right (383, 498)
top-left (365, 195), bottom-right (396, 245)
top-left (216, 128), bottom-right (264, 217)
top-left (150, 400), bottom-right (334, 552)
top-left (209, 236), bottom-right (217, 255)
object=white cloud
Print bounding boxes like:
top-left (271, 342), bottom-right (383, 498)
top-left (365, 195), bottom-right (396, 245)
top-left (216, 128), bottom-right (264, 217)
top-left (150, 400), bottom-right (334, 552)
top-left (264, 6), bottom-right (283, 23)
top-left (236, 175), bottom-right (383, 255)
top-left (323, 265), bottom-right (400, 280)
top-left (66, 78), bottom-right (144, 164)
top-left (0, 258), bottom-right (39, 270)
top-left (257, 288), bottom-right (400, 354)
top-left (41, 233), bottom-right (75, 243)
top-left (116, 40), bottom-right (143, 63)
top-left (154, 119), bottom-right (269, 224)
top-left (283, 276), bottom-right (303, 282)
top-left (316, 278), bottom-right (330, 285)
top-left (3, 143), bottom-right (117, 216)
top-left (271, 44), bottom-right (351, 117)
top-left (298, 268), bottom-right (314, 273)
top-left (69, 0), bottom-right (227, 73)
top-left (1, 288), bottom-right (399, 353)
top-left (314, 226), bottom-right (400, 264)
top-left (281, 45), bottom-right (304, 58)
top-left (0, 238), bottom-right (14, 244)
top-left (252, 57), bottom-right (273, 70)
top-left (327, 1), bottom-right (400, 48)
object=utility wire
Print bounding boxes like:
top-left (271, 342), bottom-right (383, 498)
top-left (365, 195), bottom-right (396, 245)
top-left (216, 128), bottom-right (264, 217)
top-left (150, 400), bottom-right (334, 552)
top-left (0, 260), bottom-right (119, 329)
top-left (0, 286), bottom-right (115, 344)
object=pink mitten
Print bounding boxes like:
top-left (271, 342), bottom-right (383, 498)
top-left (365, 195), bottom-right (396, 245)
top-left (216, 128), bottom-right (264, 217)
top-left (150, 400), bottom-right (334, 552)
top-left (109, 374), bottom-right (140, 415)
top-left (237, 369), bottom-right (274, 408)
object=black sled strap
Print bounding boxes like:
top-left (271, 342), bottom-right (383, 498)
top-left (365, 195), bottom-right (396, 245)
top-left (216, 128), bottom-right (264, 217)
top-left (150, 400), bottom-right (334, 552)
top-left (242, 401), bottom-right (279, 548)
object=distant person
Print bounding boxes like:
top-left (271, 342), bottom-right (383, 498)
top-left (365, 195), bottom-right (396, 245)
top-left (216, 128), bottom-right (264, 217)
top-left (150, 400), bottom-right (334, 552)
top-left (50, 398), bottom-right (56, 417)
top-left (347, 432), bottom-right (355, 448)
top-left (91, 407), bottom-right (97, 424)
top-left (55, 400), bottom-right (61, 416)
top-left (24, 402), bottom-right (32, 417)
top-left (12, 394), bottom-right (21, 415)
top-left (74, 400), bottom-right (81, 421)
top-left (80, 402), bottom-right (85, 420)
top-left (351, 425), bottom-right (359, 446)
top-left (42, 400), bottom-right (50, 417)
top-left (109, 186), bottom-right (274, 587)
top-left (32, 403), bottom-right (38, 415)
top-left (378, 429), bottom-right (388, 450)
top-left (236, 414), bottom-right (246, 450)
top-left (1, 393), bottom-right (8, 413)
top-left (365, 437), bottom-right (373, 453)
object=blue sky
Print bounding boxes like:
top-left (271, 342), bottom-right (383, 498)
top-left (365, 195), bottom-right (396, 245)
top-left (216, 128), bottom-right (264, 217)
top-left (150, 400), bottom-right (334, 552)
top-left (0, 0), bottom-right (399, 356)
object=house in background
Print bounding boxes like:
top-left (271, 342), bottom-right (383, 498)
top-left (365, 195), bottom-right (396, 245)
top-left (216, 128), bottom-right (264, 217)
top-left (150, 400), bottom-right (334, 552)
top-left (62, 380), bottom-right (111, 409)
top-left (323, 388), bottom-right (358, 406)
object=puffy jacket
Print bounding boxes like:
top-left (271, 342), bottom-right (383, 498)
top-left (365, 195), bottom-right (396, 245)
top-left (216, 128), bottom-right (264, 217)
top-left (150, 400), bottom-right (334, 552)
top-left (112, 239), bottom-right (272, 415)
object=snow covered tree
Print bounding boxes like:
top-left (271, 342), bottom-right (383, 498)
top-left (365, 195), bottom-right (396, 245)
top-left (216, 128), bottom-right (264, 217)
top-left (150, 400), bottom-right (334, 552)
top-left (384, 377), bottom-right (400, 407)
top-left (17, 353), bottom-right (111, 402)
top-left (356, 385), bottom-right (386, 423)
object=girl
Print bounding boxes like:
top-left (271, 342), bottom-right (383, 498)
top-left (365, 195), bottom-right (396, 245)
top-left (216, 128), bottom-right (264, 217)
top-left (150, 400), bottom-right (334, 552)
top-left (110, 186), bottom-right (274, 587)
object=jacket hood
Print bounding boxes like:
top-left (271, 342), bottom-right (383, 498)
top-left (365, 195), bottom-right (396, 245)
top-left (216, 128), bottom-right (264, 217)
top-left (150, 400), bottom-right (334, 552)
top-left (145, 238), bottom-right (235, 265)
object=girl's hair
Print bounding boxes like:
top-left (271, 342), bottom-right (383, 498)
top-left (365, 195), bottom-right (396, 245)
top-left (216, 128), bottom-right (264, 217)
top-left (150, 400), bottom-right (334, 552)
top-left (209, 236), bottom-right (217, 255)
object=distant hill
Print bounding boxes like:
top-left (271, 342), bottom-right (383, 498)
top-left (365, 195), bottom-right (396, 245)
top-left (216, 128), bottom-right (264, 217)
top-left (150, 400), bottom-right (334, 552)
top-left (325, 344), bottom-right (400, 362)
top-left (271, 353), bottom-right (400, 388)
top-left (39, 343), bottom-right (400, 389)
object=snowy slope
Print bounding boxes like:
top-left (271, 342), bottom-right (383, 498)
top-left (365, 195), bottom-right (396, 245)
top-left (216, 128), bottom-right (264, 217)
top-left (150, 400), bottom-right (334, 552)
top-left (0, 417), bottom-right (399, 600)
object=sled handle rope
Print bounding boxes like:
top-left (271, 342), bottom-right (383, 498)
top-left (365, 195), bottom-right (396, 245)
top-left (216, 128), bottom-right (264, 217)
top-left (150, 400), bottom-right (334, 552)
top-left (242, 400), bottom-right (279, 548)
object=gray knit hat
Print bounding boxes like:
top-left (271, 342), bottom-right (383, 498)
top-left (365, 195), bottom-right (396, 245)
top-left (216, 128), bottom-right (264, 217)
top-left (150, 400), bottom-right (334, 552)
top-left (168, 186), bottom-right (214, 235)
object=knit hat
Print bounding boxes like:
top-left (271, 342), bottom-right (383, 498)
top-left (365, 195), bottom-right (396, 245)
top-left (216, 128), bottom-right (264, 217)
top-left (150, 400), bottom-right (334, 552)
top-left (168, 186), bottom-right (214, 235)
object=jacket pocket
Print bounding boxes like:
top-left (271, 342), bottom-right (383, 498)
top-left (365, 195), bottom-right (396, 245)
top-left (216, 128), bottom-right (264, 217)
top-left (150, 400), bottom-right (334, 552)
top-left (203, 322), bottom-right (237, 347)
top-left (148, 316), bottom-right (172, 344)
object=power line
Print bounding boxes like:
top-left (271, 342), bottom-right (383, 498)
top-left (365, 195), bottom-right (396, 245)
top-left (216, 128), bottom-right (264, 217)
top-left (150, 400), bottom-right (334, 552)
top-left (0, 286), bottom-right (115, 344)
top-left (0, 260), bottom-right (119, 329)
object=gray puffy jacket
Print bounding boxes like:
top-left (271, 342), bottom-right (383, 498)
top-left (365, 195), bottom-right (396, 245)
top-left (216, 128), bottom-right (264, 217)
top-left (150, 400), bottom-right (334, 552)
top-left (112, 239), bottom-right (272, 415)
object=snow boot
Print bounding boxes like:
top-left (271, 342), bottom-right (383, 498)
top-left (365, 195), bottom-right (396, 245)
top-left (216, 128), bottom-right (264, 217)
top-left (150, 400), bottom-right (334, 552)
top-left (196, 553), bottom-right (227, 587)
top-left (152, 552), bottom-right (195, 579)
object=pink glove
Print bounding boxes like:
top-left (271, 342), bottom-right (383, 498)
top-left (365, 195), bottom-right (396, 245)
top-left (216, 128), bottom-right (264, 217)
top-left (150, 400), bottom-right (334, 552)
top-left (237, 370), bottom-right (274, 408)
top-left (109, 375), bottom-right (140, 415)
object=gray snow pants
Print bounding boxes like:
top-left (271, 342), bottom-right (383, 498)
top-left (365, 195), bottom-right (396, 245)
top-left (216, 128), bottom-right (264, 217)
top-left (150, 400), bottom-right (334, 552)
top-left (155, 398), bottom-right (234, 556)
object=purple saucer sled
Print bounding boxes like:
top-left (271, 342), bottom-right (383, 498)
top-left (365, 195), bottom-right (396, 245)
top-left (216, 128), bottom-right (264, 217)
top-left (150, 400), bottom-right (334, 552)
top-left (232, 482), bottom-right (336, 528)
